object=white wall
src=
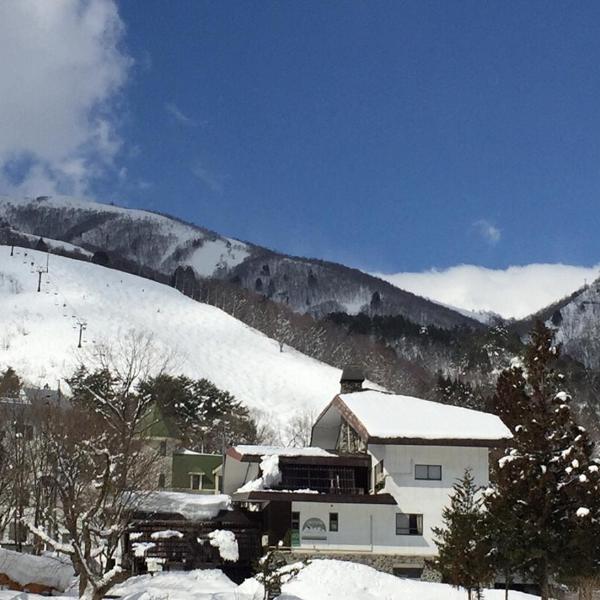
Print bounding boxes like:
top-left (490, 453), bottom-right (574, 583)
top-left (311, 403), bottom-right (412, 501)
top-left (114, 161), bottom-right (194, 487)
top-left (291, 500), bottom-right (432, 555)
top-left (368, 444), bottom-right (490, 555)
top-left (222, 456), bottom-right (259, 495)
top-left (291, 445), bottom-right (489, 556)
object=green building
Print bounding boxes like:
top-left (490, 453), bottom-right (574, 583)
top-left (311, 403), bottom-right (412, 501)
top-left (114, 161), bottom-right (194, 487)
top-left (141, 403), bottom-right (223, 494)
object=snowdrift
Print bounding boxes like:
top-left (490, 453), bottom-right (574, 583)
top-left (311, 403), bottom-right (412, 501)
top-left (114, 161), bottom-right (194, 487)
top-left (239, 559), bottom-right (540, 600)
top-left (0, 548), bottom-right (74, 592)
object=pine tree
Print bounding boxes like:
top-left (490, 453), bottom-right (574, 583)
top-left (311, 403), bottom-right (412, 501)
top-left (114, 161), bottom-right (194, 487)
top-left (488, 321), bottom-right (600, 600)
top-left (433, 469), bottom-right (493, 600)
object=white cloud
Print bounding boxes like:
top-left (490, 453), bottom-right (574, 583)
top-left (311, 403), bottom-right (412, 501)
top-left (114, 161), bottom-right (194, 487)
top-left (165, 102), bottom-right (197, 127)
top-left (375, 264), bottom-right (600, 319)
top-left (474, 219), bottom-right (501, 245)
top-left (0, 0), bottom-right (131, 195)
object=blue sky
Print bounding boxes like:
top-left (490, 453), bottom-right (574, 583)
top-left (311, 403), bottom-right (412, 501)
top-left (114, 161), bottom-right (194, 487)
top-left (3, 1), bottom-right (600, 277)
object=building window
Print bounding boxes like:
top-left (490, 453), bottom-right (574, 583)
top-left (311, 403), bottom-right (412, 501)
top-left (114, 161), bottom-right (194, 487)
top-left (393, 567), bottom-right (423, 579)
top-left (158, 473), bottom-right (165, 488)
top-left (291, 511), bottom-right (300, 547)
top-left (159, 441), bottom-right (167, 456)
top-left (190, 473), bottom-right (203, 490)
top-left (396, 513), bottom-right (423, 536)
top-left (329, 512), bottom-right (339, 532)
top-left (415, 464), bottom-right (442, 481)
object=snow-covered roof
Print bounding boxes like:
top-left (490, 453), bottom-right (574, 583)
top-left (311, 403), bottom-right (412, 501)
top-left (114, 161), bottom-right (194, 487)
top-left (134, 491), bottom-right (231, 521)
top-left (0, 548), bottom-right (74, 592)
top-left (337, 390), bottom-right (512, 443)
top-left (231, 445), bottom-right (335, 458)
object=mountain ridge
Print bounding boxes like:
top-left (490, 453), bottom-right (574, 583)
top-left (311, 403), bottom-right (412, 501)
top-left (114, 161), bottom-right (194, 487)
top-left (0, 195), bottom-right (482, 330)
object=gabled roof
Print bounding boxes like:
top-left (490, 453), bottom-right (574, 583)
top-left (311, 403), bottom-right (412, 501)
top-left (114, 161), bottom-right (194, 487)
top-left (317, 390), bottom-right (512, 447)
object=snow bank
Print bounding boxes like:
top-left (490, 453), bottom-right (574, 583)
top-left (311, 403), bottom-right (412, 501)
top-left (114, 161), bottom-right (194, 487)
top-left (0, 547), bottom-right (74, 592)
top-left (208, 529), bottom-right (239, 562)
top-left (239, 559), bottom-right (540, 600)
top-left (237, 455), bottom-right (282, 493)
top-left (135, 491), bottom-right (231, 520)
top-left (110, 569), bottom-right (237, 599)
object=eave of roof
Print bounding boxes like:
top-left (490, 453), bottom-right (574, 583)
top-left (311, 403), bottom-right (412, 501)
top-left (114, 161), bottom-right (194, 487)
top-left (226, 446), bottom-right (370, 467)
top-left (234, 491), bottom-right (398, 505)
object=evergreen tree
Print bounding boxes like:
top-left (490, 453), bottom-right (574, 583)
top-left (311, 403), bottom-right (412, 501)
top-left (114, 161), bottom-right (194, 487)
top-left (139, 374), bottom-right (258, 452)
top-left (487, 321), bottom-right (600, 600)
top-left (0, 366), bottom-right (21, 399)
top-left (433, 469), bottom-right (493, 600)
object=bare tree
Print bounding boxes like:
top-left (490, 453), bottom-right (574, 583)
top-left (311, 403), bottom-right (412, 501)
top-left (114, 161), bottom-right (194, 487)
top-left (284, 409), bottom-right (315, 448)
top-left (25, 335), bottom-right (166, 600)
top-left (28, 406), bottom-right (157, 600)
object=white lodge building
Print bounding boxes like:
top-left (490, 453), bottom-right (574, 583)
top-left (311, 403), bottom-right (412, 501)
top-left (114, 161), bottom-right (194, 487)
top-left (223, 368), bottom-right (512, 578)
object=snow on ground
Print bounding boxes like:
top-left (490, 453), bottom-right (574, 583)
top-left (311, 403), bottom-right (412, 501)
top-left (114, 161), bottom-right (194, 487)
top-left (0, 246), bottom-right (346, 428)
top-left (0, 558), bottom-right (542, 600)
top-left (240, 559), bottom-right (540, 600)
top-left (110, 569), bottom-right (238, 600)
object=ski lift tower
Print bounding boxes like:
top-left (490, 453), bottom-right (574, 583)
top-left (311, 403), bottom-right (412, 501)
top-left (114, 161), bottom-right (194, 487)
top-left (35, 252), bottom-right (50, 292)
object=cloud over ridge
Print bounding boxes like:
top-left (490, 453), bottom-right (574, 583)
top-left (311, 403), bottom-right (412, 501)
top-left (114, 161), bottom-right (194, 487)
top-left (375, 263), bottom-right (600, 319)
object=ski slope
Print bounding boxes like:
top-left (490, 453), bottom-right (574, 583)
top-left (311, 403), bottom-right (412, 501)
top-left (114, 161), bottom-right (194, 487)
top-left (0, 246), bottom-right (343, 427)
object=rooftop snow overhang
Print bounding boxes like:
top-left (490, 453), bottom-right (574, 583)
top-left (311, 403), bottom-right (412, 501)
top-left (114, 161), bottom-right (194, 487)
top-left (233, 490), bottom-right (398, 505)
top-left (226, 446), bottom-right (370, 467)
top-left (367, 436), bottom-right (511, 448)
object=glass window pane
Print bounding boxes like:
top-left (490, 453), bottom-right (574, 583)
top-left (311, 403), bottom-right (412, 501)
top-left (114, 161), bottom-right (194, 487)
top-left (415, 465), bottom-right (428, 479)
top-left (429, 465), bottom-right (441, 480)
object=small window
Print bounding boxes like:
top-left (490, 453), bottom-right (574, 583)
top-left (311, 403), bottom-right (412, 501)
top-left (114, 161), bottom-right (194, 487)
top-left (190, 473), bottom-right (203, 490)
top-left (396, 513), bottom-right (423, 536)
top-left (158, 473), bottom-right (165, 488)
top-left (329, 512), bottom-right (339, 532)
top-left (393, 567), bottom-right (423, 579)
top-left (159, 441), bottom-right (167, 456)
top-left (415, 464), bottom-right (442, 481)
top-left (291, 511), bottom-right (300, 531)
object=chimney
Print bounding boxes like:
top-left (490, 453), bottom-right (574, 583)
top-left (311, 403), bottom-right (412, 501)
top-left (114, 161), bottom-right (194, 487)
top-left (340, 365), bottom-right (365, 394)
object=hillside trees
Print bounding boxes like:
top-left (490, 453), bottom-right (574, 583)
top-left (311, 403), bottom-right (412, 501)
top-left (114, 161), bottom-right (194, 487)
top-left (486, 321), bottom-right (600, 600)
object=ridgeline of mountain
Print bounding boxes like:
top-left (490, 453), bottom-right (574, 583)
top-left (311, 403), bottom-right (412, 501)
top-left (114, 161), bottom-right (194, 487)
top-left (514, 276), bottom-right (600, 371)
top-left (0, 195), bottom-right (481, 330)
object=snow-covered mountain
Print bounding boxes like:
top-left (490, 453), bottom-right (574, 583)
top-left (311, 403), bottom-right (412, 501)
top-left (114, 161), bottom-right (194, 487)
top-left (0, 245), bottom-right (348, 428)
top-left (0, 195), bottom-right (480, 330)
top-left (522, 277), bottom-right (600, 370)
